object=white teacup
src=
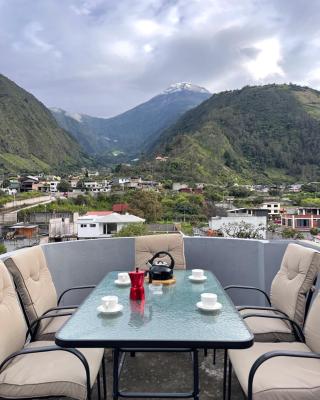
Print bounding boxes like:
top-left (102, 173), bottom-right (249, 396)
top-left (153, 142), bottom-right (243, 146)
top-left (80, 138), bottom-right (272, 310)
top-left (102, 295), bottom-right (118, 310)
top-left (192, 269), bottom-right (204, 279)
top-left (201, 293), bottom-right (217, 308)
top-left (118, 272), bottom-right (129, 283)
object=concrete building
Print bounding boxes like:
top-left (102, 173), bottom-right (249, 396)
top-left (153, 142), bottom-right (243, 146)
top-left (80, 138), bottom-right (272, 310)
top-left (281, 208), bottom-right (320, 231)
top-left (261, 202), bottom-right (281, 216)
top-left (77, 212), bottom-right (145, 238)
top-left (227, 208), bottom-right (269, 217)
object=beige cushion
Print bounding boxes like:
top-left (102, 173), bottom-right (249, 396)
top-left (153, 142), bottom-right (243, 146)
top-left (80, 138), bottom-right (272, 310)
top-left (4, 245), bottom-right (58, 327)
top-left (0, 261), bottom-right (27, 365)
top-left (135, 234), bottom-right (186, 270)
top-left (270, 243), bottom-right (320, 327)
top-left (229, 341), bottom-right (320, 400)
top-left (0, 340), bottom-right (104, 400)
top-left (239, 308), bottom-right (295, 342)
top-left (304, 292), bottom-right (320, 353)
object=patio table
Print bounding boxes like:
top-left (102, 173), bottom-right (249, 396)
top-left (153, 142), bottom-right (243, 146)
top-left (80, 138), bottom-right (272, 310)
top-left (56, 270), bottom-right (253, 400)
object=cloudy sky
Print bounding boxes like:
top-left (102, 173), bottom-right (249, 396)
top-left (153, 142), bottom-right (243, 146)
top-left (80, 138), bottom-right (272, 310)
top-left (0, 0), bottom-right (319, 117)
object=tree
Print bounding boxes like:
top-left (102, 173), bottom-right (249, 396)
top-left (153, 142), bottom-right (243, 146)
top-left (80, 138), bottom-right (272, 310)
top-left (204, 187), bottom-right (223, 202)
top-left (57, 180), bottom-right (71, 192)
top-left (0, 243), bottom-right (7, 254)
top-left (281, 228), bottom-right (304, 240)
top-left (115, 223), bottom-right (147, 237)
top-left (228, 186), bottom-right (251, 198)
top-left (128, 191), bottom-right (162, 222)
top-left (310, 227), bottom-right (318, 236)
top-left (221, 221), bottom-right (265, 239)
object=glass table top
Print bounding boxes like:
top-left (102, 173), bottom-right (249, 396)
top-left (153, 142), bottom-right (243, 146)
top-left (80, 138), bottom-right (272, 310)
top-left (56, 270), bottom-right (253, 349)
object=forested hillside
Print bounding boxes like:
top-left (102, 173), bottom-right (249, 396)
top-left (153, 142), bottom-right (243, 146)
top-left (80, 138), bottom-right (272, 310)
top-left (148, 84), bottom-right (320, 183)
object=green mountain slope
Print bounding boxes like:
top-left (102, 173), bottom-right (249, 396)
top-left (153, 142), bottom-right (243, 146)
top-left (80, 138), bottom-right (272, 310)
top-left (0, 74), bottom-right (90, 172)
top-left (149, 84), bottom-right (320, 184)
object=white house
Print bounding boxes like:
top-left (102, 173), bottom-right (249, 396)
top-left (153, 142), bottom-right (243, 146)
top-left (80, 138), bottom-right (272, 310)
top-left (261, 202), bottom-right (281, 216)
top-left (49, 181), bottom-right (60, 193)
top-left (77, 211), bottom-right (145, 238)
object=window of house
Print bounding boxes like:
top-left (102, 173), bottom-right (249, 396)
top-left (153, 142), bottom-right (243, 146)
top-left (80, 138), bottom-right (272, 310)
top-left (296, 219), bottom-right (310, 227)
top-left (80, 224), bottom-right (87, 228)
top-left (90, 224), bottom-right (96, 227)
top-left (107, 223), bottom-right (117, 234)
top-left (287, 219), bottom-right (292, 227)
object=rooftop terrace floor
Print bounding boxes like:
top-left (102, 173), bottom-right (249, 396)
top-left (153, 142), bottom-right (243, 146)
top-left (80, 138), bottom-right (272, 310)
top-left (58, 349), bottom-right (244, 399)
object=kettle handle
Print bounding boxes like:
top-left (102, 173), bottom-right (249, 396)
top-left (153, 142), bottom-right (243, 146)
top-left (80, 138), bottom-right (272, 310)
top-left (147, 251), bottom-right (175, 269)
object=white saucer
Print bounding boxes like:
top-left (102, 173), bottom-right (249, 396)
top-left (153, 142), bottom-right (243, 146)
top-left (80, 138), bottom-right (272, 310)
top-left (196, 301), bottom-right (222, 311)
top-left (97, 304), bottom-right (123, 314)
top-left (188, 275), bottom-right (207, 282)
top-left (114, 279), bottom-right (131, 286)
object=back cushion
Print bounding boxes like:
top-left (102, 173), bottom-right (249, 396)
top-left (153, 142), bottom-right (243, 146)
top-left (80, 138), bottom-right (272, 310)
top-left (4, 245), bottom-right (57, 325)
top-left (135, 234), bottom-right (186, 270)
top-left (304, 292), bottom-right (320, 353)
top-left (0, 261), bottom-right (27, 364)
top-left (270, 243), bottom-right (320, 326)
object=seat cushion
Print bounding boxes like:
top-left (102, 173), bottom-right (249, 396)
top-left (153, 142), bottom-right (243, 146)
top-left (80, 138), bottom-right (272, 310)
top-left (270, 243), bottom-right (320, 327)
top-left (229, 341), bottom-right (320, 400)
top-left (135, 233), bottom-right (186, 270)
top-left (0, 261), bottom-right (27, 365)
top-left (4, 245), bottom-right (58, 326)
top-left (0, 340), bottom-right (104, 400)
top-left (36, 309), bottom-right (76, 341)
top-left (240, 308), bottom-right (295, 342)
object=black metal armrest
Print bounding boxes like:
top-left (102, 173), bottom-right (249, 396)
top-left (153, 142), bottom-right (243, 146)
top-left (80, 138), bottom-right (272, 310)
top-left (58, 285), bottom-right (95, 305)
top-left (42, 305), bottom-right (78, 317)
top-left (0, 345), bottom-right (91, 395)
top-left (28, 311), bottom-right (73, 340)
top-left (224, 285), bottom-right (271, 306)
top-left (238, 306), bottom-right (289, 319)
top-left (242, 313), bottom-right (305, 342)
top-left (247, 350), bottom-right (320, 400)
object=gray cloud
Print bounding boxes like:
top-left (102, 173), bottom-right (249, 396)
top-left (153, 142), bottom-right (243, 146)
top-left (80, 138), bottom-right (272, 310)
top-left (0, 0), bottom-right (319, 116)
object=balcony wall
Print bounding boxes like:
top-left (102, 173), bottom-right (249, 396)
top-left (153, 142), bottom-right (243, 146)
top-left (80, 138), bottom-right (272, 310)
top-left (40, 237), bottom-right (305, 306)
top-left (3, 237), bottom-right (317, 307)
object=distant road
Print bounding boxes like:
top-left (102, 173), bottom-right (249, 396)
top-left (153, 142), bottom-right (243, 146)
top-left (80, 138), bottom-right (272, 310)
top-left (0, 195), bottom-right (56, 225)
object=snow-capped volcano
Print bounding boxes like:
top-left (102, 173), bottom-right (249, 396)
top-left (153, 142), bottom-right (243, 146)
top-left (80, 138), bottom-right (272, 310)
top-left (162, 82), bottom-right (211, 95)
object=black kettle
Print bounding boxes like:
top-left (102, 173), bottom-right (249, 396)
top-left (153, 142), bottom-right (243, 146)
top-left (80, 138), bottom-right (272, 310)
top-left (147, 251), bottom-right (175, 281)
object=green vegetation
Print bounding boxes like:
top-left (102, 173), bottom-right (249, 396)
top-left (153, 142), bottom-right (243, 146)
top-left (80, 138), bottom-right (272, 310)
top-left (145, 84), bottom-right (320, 184)
top-left (281, 228), bottom-right (304, 240)
top-left (0, 74), bottom-right (90, 173)
top-left (115, 223), bottom-right (147, 237)
top-left (19, 191), bottom-right (209, 227)
top-left (310, 227), bottom-right (319, 236)
top-left (0, 243), bottom-right (7, 255)
top-left (57, 180), bottom-right (72, 192)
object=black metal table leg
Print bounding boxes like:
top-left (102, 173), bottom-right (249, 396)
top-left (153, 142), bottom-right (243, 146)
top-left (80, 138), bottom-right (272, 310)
top-left (227, 358), bottom-right (232, 400)
top-left (223, 349), bottom-right (228, 400)
top-left (192, 349), bottom-right (199, 400)
top-left (113, 348), bottom-right (120, 400)
top-left (102, 354), bottom-right (107, 400)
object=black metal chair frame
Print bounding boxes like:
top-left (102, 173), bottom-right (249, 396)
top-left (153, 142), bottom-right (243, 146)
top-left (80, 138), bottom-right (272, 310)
top-left (0, 345), bottom-right (107, 400)
top-left (225, 313), bottom-right (313, 400)
top-left (15, 284), bottom-right (95, 339)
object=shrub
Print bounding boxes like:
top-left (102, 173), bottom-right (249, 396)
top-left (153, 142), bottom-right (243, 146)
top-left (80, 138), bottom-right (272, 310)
top-left (115, 223), bottom-right (147, 237)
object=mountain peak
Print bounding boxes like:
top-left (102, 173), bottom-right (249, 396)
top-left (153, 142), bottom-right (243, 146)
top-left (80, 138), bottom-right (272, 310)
top-left (162, 82), bottom-right (211, 95)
